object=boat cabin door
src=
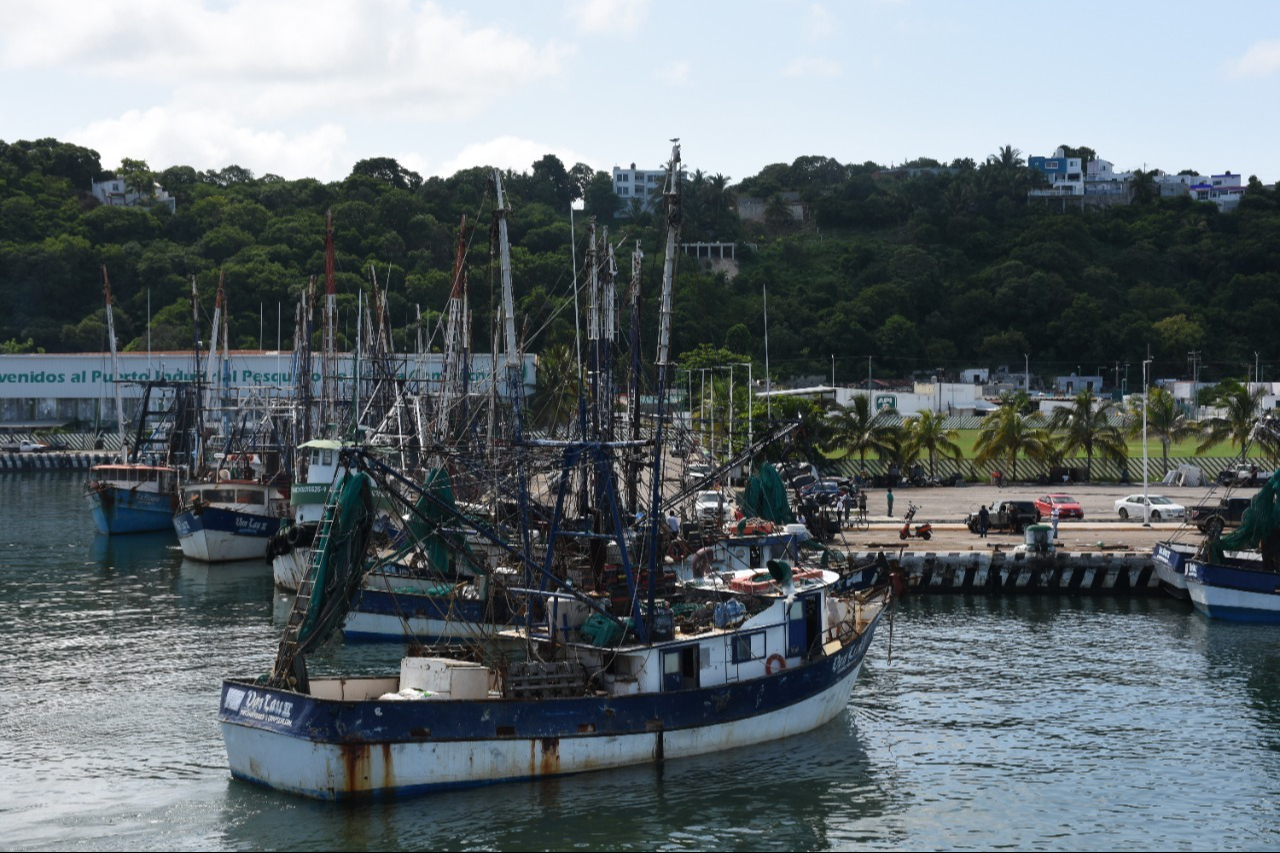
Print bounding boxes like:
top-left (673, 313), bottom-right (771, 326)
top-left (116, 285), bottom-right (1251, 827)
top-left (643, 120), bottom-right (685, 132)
top-left (663, 645), bottom-right (701, 691)
top-left (787, 594), bottom-right (822, 658)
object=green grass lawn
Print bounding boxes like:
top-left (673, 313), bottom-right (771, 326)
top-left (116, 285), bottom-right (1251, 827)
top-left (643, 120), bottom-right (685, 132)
top-left (825, 430), bottom-right (1262, 463)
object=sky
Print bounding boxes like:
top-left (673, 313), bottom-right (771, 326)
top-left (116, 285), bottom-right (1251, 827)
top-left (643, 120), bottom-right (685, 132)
top-left (1, 0), bottom-right (1278, 187)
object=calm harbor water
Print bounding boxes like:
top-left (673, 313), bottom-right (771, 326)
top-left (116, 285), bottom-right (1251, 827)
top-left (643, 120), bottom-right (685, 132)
top-left (3, 471), bottom-right (1279, 851)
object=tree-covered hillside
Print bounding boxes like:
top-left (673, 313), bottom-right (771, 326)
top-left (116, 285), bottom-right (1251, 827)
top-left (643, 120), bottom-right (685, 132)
top-left (2, 137), bottom-right (1277, 387)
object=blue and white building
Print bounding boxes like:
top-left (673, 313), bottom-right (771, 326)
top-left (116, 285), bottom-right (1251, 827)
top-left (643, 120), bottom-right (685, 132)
top-left (1028, 147), bottom-right (1084, 196)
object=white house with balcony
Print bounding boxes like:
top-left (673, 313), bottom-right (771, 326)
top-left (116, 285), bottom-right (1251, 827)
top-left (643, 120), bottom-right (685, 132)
top-left (1189, 172), bottom-right (1245, 211)
top-left (1028, 147), bottom-right (1084, 197)
top-left (90, 177), bottom-right (176, 212)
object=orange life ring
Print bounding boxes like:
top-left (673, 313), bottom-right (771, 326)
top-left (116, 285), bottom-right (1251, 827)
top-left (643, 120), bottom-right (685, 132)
top-left (765, 653), bottom-right (786, 675)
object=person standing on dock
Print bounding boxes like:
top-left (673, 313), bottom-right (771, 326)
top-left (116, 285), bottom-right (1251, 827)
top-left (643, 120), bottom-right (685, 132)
top-left (858, 490), bottom-right (868, 522)
top-left (978, 504), bottom-right (990, 538)
top-left (1051, 504), bottom-right (1060, 540)
top-left (886, 486), bottom-right (894, 517)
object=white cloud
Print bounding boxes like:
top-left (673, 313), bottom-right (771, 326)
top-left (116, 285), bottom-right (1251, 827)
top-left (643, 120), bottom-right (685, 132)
top-left (782, 56), bottom-right (841, 78)
top-left (803, 4), bottom-right (839, 41)
top-left (655, 60), bottom-right (691, 87)
top-left (68, 107), bottom-right (350, 180)
top-left (1228, 40), bottom-right (1280, 78)
top-left (568, 0), bottom-right (650, 35)
top-left (437, 136), bottom-right (600, 178)
top-left (0, 1), bottom-right (569, 121)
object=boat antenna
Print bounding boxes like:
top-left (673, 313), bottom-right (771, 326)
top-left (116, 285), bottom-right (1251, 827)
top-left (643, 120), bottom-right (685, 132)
top-left (102, 266), bottom-right (128, 463)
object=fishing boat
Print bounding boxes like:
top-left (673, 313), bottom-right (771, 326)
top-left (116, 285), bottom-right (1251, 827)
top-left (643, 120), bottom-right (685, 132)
top-left (174, 476), bottom-right (290, 562)
top-left (1183, 460), bottom-right (1280, 621)
top-left (220, 143), bottom-right (892, 799)
top-left (84, 269), bottom-right (197, 535)
top-left (219, 448), bottom-right (890, 799)
top-left (1151, 540), bottom-right (1197, 599)
top-left (86, 463), bottom-right (181, 535)
top-left (271, 441), bottom-right (346, 588)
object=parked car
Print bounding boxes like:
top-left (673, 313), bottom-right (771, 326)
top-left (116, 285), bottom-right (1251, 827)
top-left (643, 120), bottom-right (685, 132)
top-left (683, 463), bottom-right (713, 488)
top-left (1189, 497), bottom-right (1254, 538)
top-left (693, 490), bottom-right (729, 524)
top-left (966, 500), bottom-right (1038, 534)
top-left (801, 479), bottom-right (847, 505)
top-left (2, 440), bottom-right (50, 453)
top-left (1034, 493), bottom-right (1083, 520)
top-left (1113, 494), bottom-right (1186, 521)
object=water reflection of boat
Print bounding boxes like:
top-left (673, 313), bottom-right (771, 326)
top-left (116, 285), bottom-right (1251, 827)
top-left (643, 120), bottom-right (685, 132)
top-left (89, 529), bottom-right (181, 569)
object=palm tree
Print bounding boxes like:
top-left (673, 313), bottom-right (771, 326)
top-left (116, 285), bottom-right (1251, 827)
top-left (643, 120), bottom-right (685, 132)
top-left (822, 396), bottom-right (895, 474)
top-left (709, 173), bottom-right (733, 234)
top-left (1198, 380), bottom-right (1267, 460)
top-left (1128, 385), bottom-right (1198, 477)
top-left (527, 344), bottom-right (582, 437)
top-left (973, 403), bottom-right (1047, 482)
top-left (1047, 390), bottom-right (1128, 482)
top-left (905, 410), bottom-right (964, 477)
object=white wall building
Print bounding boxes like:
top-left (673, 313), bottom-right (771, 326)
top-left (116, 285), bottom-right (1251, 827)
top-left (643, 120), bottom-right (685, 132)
top-left (612, 163), bottom-right (668, 214)
top-left (90, 177), bottom-right (177, 213)
top-left (832, 383), bottom-right (992, 417)
top-left (0, 351), bottom-right (536, 425)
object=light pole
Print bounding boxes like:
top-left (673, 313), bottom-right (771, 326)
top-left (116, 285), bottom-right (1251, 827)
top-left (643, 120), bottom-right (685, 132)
top-left (1024, 353), bottom-right (1029, 394)
top-left (1142, 358), bottom-right (1151, 527)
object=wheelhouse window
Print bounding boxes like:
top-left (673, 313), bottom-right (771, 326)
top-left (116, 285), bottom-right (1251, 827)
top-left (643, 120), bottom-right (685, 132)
top-left (732, 631), bottom-right (765, 663)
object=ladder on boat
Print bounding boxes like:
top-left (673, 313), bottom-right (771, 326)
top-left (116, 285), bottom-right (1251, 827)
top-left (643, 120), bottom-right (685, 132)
top-left (270, 480), bottom-right (345, 688)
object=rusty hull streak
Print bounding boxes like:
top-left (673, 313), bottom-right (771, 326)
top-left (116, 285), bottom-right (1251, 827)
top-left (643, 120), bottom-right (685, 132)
top-left (340, 741), bottom-right (372, 793)
top-left (532, 737), bottom-right (561, 777)
top-left (338, 740), bottom-right (396, 793)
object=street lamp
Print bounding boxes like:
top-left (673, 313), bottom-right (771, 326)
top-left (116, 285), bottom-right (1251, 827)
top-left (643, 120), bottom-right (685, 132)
top-left (1142, 358), bottom-right (1152, 527)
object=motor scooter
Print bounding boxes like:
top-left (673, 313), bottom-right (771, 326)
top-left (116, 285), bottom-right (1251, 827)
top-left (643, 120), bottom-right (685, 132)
top-left (898, 502), bottom-right (932, 540)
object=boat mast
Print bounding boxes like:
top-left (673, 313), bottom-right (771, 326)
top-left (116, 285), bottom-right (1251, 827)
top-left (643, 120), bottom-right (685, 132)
top-left (204, 272), bottom-right (224, 433)
top-left (625, 241), bottom-right (644, 514)
top-left (644, 139), bottom-right (682, 637)
top-left (585, 221), bottom-right (600, 438)
top-left (322, 210), bottom-right (338, 432)
top-left (101, 267), bottom-right (128, 463)
top-left (492, 170), bottom-right (524, 438)
top-left (602, 232), bottom-right (618, 443)
top-left (434, 216), bottom-right (469, 445)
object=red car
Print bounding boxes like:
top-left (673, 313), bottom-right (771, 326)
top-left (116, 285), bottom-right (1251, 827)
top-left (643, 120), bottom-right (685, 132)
top-left (1035, 493), bottom-right (1084, 520)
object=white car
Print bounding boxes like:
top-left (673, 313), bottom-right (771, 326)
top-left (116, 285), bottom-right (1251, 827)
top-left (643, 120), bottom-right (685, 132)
top-left (1114, 494), bottom-right (1186, 521)
top-left (693, 490), bottom-right (729, 522)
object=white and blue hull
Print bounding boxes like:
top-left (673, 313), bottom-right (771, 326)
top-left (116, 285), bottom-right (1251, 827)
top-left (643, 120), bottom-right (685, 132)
top-left (1152, 541), bottom-right (1196, 599)
top-left (221, 658), bottom-right (865, 799)
top-left (272, 546), bottom-right (310, 590)
top-left (175, 506), bottom-right (277, 562)
top-left (1186, 557), bottom-right (1280, 622)
top-left (220, 600), bottom-right (883, 800)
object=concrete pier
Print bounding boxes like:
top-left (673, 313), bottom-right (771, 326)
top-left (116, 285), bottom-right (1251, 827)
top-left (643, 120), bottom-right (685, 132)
top-left (845, 547), bottom-right (1161, 595)
top-left (0, 452), bottom-right (113, 471)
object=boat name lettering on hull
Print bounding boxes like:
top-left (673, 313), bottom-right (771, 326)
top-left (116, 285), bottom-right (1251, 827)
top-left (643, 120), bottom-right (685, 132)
top-left (231, 689), bottom-right (295, 727)
top-left (235, 516), bottom-right (272, 534)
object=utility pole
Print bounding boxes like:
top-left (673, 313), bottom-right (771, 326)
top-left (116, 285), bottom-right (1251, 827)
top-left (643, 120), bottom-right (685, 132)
top-left (1188, 350), bottom-right (1202, 419)
top-left (1142, 358), bottom-right (1151, 526)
